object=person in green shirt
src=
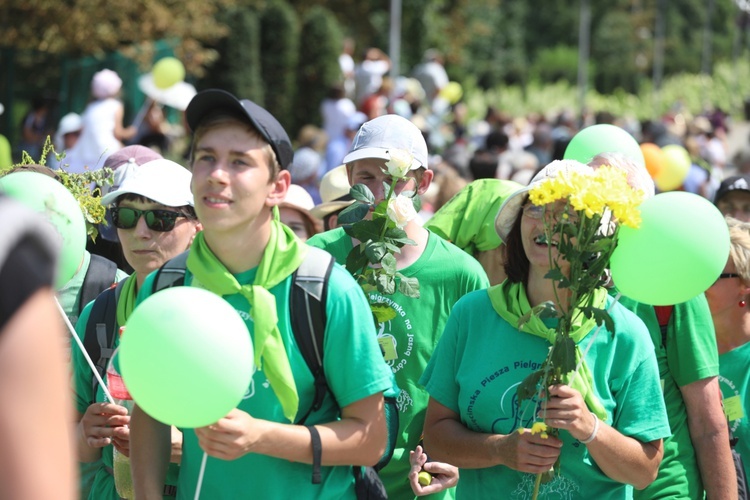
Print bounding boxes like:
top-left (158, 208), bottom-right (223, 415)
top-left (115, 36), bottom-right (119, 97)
top-left (74, 158), bottom-right (202, 499)
top-left (309, 114), bottom-right (490, 498)
top-left (129, 89), bottom-right (394, 499)
top-left (591, 152), bottom-right (737, 499)
top-left (421, 160), bottom-right (670, 498)
top-left (706, 216), bottom-right (750, 488)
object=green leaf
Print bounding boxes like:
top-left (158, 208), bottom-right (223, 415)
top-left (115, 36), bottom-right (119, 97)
top-left (544, 268), bottom-right (566, 282)
top-left (411, 194), bottom-right (422, 213)
top-left (397, 274), bottom-right (420, 298)
top-left (581, 306), bottom-right (615, 334)
top-left (381, 253), bottom-right (397, 274)
top-left (371, 303), bottom-right (397, 323)
top-left (350, 183), bottom-right (375, 204)
top-left (383, 181), bottom-right (392, 200)
top-left (373, 200), bottom-right (389, 219)
top-left (516, 369), bottom-right (544, 404)
top-left (375, 272), bottom-right (396, 295)
top-left (551, 335), bottom-right (577, 374)
top-left (518, 301), bottom-right (559, 330)
top-left (365, 241), bottom-right (387, 264)
top-left (345, 247), bottom-right (369, 275)
top-left (345, 218), bottom-right (387, 244)
top-left (338, 202), bottom-right (370, 225)
top-left (384, 226), bottom-right (408, 240)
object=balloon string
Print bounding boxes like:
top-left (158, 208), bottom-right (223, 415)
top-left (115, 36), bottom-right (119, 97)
top-left (194, 452), bottom-right (208, 500)
top-left (55, 296), bottom-right (114, 404)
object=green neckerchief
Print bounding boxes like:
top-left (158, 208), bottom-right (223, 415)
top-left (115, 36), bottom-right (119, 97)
top-left (115, 274), bottom-right (139, 328)
top-left (487, 280), bottom-right (608, 421)
top-left (186, 213), bottom-right (308, 423)
top-left (424, 179), bottom-right (523, 254)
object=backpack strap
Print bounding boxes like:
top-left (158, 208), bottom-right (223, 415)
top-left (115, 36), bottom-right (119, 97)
top-left (83, 280), bottom-right (125, 401)
top-left (152, 251), bottom-right (189, 293)
top-left (79, 254), bottom-right (118, 315)
top-left (292, 247), bottom-right (335, 426)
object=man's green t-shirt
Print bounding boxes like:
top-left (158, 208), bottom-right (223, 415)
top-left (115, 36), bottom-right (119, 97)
top-left (135, 261), bottom-right (393, 499)
top-left (309, 228), bottom-right (489, 499)
top-left (618, 293), bottom-right (719, 499)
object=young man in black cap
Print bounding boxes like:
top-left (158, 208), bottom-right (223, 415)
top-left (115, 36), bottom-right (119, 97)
top-left (130, 90), bottom-right (393, 498)
top-left (715, 174), bottom-right (750, 222)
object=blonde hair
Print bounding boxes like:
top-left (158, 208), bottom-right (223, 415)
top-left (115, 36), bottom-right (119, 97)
top-left (190, 112), bottom-right (281, 178)
top-left (727, 216), bottom-right (750, 282)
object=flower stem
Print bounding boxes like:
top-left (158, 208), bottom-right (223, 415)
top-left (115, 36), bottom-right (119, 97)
top-left (532, 472), bottom-right (542, 499)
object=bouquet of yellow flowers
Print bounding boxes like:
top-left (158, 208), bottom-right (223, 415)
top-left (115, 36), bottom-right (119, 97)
top-left (515, 164), bottom-right (644, 496)
top-left (337, 148), bottom-right (421, 324)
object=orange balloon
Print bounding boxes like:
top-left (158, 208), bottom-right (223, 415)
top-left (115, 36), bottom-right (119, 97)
top-left (640, 143), bottom-right (665, 179)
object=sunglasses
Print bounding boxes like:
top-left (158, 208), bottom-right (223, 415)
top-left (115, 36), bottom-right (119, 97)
top-left (111, 207), bottom-right (187, 232)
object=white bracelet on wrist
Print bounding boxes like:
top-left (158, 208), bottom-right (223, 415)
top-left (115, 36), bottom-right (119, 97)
top-left (580, 412), bottom-right (599, 444)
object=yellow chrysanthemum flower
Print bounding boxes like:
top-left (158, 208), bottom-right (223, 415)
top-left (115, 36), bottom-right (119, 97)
top-left (530, 421), bottom-right (548, 436)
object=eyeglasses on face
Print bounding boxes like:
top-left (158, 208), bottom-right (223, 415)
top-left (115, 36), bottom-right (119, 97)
top-left (715, 272), bottom-right (741, 282)
top-left (111, 207), bottom-right (186, 232)
top-left (522, 203), bottom-right (578, 224)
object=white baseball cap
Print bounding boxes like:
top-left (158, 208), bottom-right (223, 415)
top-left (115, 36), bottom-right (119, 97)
top-left (100, 159), bottom-right (193, 208)
top-left (343, 114), bottom-right (428, 170)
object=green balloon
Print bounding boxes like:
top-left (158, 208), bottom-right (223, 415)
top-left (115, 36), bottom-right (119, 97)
top-left (610, 192), bottom-right (729, 305)
top-left (120, 287), bottom-right (253, 428)
top-left (0, 171), bottom-right (86, 288)
top-left (564, 124), bottom-right (645, 167)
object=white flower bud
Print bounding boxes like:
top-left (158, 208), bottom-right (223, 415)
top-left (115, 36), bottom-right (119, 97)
top-left (385, 149), bottom-right (413, 178)
top-left (387, 194), bottom-right (417, 228)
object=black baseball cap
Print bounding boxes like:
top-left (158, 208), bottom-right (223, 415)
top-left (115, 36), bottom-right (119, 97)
top-left (186, 89), bottom-right (294, 170)
top-left (714, 174), bottom-right (750, 205)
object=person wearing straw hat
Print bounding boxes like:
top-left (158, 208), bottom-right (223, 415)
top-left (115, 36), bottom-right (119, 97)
top-left (308, 114), bottom-right (489, 498)
top-left (129, 89), bottom-right (393, 499)
top-left (73, 159), bottom-right (201, 500)
top-left (420, 160), bottom-right (670, 497)
top-left (279, 184), bottom-right (322, 241)
top-left (310, 165), bottom-right (355, 231)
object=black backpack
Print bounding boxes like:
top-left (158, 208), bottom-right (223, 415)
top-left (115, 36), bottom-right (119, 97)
top-left (79, 254), bottom-right (118, 315)
top-left (84, 246), bottom-right (397, 498)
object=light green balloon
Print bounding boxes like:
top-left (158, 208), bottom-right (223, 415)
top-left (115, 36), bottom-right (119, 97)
top-left (564, 124), bottom-right (645, 167)
top-left (120, 287), bottom-right (254, 428)
top-left (0, 171), bottom-right (86, 288)
top-left (610, 192), bottom-right (729, 306)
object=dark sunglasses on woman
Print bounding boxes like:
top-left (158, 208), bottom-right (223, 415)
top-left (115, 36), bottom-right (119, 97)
top-left (110, 207), bottom-right (188, 232)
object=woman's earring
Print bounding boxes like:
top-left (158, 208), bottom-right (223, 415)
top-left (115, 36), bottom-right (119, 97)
top-left (740, 300), bottom-right (747, 308)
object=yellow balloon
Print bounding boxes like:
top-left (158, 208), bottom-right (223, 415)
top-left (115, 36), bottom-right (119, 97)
top-left (655, 144), bottom-right (691, 192)
top-left (152, 57), bottom-right (185, 89)
top-left (439, 81), bottom-right (463, 105)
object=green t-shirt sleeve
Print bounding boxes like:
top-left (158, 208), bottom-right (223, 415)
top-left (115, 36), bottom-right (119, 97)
top-left (73, 301), bottom-right (96, 414)
top-left (668, 294), bottom-right (720, 387)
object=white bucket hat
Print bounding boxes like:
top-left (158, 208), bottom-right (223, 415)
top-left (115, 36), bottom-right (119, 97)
top-left (101, 159), bottom-right (193, 208)
top-left (494, 159), bottom-right (594, 241)
top-left (343, 114), bottom-right (428, 170)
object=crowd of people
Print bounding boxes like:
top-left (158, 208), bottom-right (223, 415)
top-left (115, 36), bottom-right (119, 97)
top-left (1, 41), bottom-right (750, 500)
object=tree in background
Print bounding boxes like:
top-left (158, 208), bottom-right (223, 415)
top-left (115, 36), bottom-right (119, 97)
top-left (294, 6), bottom-right (342, 132)
top-left (260, 1), bottom-right (300, 134)
top-left (201, 6), bottom-right (264, 105)
top-left (1, 0), bottom-right (234, 75)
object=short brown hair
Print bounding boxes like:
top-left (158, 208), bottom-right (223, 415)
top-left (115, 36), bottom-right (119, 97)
top-left (190, 112), bottom-right (281, 178)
